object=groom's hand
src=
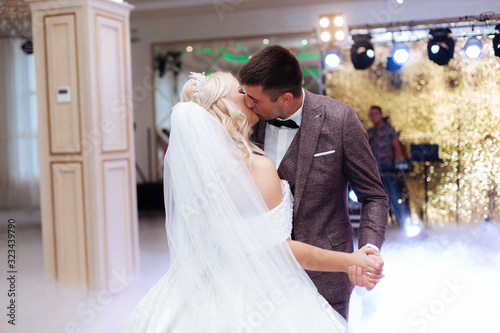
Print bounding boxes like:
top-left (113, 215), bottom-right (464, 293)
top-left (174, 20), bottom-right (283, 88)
top-left (348, 266), bottom-right (383, 291)
top-left (348, 247), bottom-right (384, 290)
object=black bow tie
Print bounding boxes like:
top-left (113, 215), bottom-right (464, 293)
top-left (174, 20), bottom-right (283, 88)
top-left (267, 118), bottom-right (299, 129)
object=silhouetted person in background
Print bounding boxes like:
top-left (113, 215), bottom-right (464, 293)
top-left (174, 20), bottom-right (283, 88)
top-left (367, 106), bottom-right (411, 226)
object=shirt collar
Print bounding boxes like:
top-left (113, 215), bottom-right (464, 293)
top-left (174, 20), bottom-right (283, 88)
top-left (280, 88), bottom-right (305, 127)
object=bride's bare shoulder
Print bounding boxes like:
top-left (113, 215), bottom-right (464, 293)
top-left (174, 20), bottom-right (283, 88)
top-left (250, 154), bottom-right (283, 210)
top-left (251, 154), bottom-right (275, 171)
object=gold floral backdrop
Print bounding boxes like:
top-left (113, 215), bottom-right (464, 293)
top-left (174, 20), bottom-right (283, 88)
top-left (327, 39), bottom-right (500, 225)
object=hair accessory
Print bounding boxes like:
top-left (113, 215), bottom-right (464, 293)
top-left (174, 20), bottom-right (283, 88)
top-left (189, 72), bottom-right (206, 99)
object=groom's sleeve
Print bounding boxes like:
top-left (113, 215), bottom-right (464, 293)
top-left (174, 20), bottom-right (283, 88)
top-left (341, 106), bottom-right (389, 250)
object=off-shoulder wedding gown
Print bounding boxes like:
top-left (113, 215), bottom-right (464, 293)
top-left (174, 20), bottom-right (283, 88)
top-left (119, 101), bottom-right (347, 332)
top-left (119, 180), bottom-right (347, 333)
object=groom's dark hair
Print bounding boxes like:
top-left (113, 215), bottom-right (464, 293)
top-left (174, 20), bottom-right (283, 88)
top-left (239, 45), bottom-right (303, 102)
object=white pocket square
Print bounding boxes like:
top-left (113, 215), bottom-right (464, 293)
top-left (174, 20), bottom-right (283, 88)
top-left (314, 150), bottom-right (336, 157)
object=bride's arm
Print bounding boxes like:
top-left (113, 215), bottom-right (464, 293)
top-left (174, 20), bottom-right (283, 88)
top-left (287, 239), bottom-right (381, 274)
top-left (250, 154), bottom-right (383, 276)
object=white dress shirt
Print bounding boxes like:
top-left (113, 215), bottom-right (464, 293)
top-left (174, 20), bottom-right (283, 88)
top-left (264, 90), bottom-right (305, 168)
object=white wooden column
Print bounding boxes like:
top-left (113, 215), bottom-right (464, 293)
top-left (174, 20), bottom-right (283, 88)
top-left (27, 0), bottom-right (139, 291)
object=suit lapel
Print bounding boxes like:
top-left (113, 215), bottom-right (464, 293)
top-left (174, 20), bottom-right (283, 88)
top-left (288, 91), bottom-right (325, 214)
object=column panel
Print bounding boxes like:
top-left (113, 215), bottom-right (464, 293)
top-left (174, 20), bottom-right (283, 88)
top-left (51, 162), bottom-right (88, 287)
top-left (44, 14), bottom-right (82, 154)
top-left (95, 15), bottom-right (129, 152)
top-left (101, 159), bottom-right (137, 279)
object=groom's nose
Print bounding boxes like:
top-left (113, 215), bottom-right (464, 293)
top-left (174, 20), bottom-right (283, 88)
top-left (244, 95), bottom-right (255, 109)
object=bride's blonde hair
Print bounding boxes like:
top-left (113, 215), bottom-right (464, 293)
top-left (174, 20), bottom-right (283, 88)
top-left (180, 72), bottom-right (264, 164)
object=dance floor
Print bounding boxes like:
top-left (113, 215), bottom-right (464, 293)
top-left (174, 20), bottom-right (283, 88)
top-left (0, 210), bottom-right (498, 333)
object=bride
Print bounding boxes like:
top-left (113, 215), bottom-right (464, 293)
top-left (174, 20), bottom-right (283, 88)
top-left (119, 72), bottom-right (382, 332)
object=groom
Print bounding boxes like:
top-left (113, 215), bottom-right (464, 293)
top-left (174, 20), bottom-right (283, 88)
top-left (240, 45), bottom-right (389, 320)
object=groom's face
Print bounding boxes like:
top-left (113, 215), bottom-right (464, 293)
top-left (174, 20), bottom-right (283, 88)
top-left (243, 85), bottom-right (282, 121)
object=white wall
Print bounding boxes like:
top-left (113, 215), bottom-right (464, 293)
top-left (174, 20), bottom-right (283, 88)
top-left (129, 0), bottom-right (499, 181)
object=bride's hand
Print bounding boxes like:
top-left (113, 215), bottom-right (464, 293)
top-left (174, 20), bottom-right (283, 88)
top-left (349, 247), bottom-right (384, 277)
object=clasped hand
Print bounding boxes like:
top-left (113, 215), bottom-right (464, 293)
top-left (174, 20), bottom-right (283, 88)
top-left (348, 247), bottom-right (384, 291)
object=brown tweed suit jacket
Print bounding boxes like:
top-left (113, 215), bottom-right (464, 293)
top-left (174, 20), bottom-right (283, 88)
top-left (252, 91), bottom-right (388, 318)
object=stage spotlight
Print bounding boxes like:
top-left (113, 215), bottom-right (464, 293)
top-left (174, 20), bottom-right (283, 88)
top-left (386, 43), bottom-right (409, 70)
top-left (325, 54), bottom-right (341, 69)
top-left (335, 31), bottom-right (346, 41)
top-left (324, 48), bottom-right (342, 69)
top-left (406, 224), bottom-right (422, 237)
top-left (333, 16), bottom-right (344, 27)
top-left (493, 24), bottom-right (500, 57)
top-left (319, 17), bottom-right (330, 28)
top-left (392, 43), bottom-right (410, 65)
top-left (318, 13), bottom-right (348, 44)
top-left (321, 31), bottom-right (331, 42)
top-left (351, 35), bottom-right (375, 70)
top-left (348, 189), bottom-right (358, 203)
top-left (428, 28), bottom-right (455, 66)
top-left (464, 36), bottom-right (483, 60)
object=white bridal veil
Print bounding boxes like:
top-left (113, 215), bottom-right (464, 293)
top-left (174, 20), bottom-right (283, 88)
top-left (125, 101), bottom-right (347, 332)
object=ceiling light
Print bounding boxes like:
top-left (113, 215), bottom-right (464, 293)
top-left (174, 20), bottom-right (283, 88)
top-left (427, 28), bottom-right (455, 66)
top-left (351, 35), bottom-right (375, 70)
top-left (335, 31), bottom-right (345, 41)
top-left (493, 24), bottom-right (500, 57)
top-left (333, 16), bottom-right (344, 27)
top-left (464, 36), bottom-right (483, 60)
top-left (392, 43), bottom-right (410, 65)
top-left (319, 17), bottom-right (330, 28)
top-left (321, 31), bottom-right (331, 42)
top-left (324, 48), bottom-right (342, 69)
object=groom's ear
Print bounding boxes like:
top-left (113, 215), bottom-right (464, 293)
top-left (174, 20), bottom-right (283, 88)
top-left (278, 92), bottom-right (294, 108)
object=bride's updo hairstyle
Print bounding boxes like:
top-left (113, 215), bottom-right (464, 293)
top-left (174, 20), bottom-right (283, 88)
top-left (180, 72), bottom-right (264, 164)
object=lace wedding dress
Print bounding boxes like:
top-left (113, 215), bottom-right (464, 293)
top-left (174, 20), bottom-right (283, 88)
top-left (119, 102), bottom-right (347, 332)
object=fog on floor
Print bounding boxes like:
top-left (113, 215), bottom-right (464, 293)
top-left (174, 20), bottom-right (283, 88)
top-left (1, 210), bottom-right (498, 333)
